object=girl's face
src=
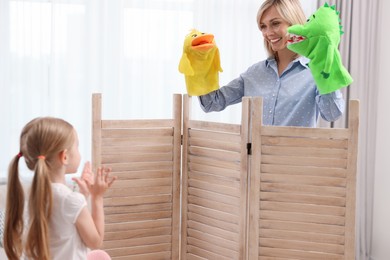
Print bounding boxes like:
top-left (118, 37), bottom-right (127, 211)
top-left (259, 6), bottom-right (290, 52)
top-left (65, 130), bottom-right (81, 174)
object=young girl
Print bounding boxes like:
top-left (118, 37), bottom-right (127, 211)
top-left (4, 117), bottom-right (116, 260)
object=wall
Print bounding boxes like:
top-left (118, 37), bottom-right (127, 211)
top-left (371, 0), bottom-right (390, 259)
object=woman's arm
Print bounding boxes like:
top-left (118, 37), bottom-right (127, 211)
top-left (199, 76), bottom-right (245, 112)
top-left (316, 90), bottom-right (345, 122)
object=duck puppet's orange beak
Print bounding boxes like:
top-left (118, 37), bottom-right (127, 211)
top-left (191, 34), bottom-right (215, 51)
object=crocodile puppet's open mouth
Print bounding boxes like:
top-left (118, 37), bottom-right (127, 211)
top-left (287, 34), bottom-right (306, 45)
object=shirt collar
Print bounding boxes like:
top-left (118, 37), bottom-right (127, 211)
top-left (265, 56), bottom-right (310, 69)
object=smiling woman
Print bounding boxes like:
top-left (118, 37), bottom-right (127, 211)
top-left (197, 0), bottom-right (345, 128)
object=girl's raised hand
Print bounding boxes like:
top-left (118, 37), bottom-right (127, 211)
top-left (89, 167), bottom-right (117, 198)
top-left (72, 161), bottom-right (94, 198)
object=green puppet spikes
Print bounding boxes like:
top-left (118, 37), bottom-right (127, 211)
top-left (287, 3), bottom-right (353, 94)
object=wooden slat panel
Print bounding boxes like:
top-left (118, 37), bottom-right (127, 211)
top-left (105, 226), bottom-right (172, 241)
top-left (187, 245), bottom-right (232, 260)
top-left (261, 126), bottom-right (349, 139)
top-left (105, 186), bottom-right (171, 198)
top-left (259, 220), bottom-right (345, 235)
top-left (188, 229), bottom-right (238, 251)
top-left (111, 252), bottom-right (171, 260)
top-left (259, 238), bottom-right (344, 255)
top-left (106, 161), bottom-right (173, 172)
top-left (259, 247), bottom-right (343, 260)
top-left (94, 94), bottom-right (181, 260)
top-left (261, 174), bottom-right (346, 187)
top-left (189, 154), bottom-right (241, 171)
top-left (189, 146), bottom-right (240, 162)
top-left (181, 96), bottom-right (248, 260)
top-left (260, 210), bottom-right (345, 225)
top-left (110, 170), bottom-right (172, 180)
top-left (102, 152), bottom-right (172, 164)
top-left (104, 194), bottom-right (172, 207)
top-left (102, 144), bottom-right (172, 154)
top-left (188, 220), bottom-right (239, 243)
top-left (189, 171), bottom-right (241, 189)
top-left (261, 154), bottom-right (347, 168)
top-left (105, 219), bottom-right (171, 232)
top-left (188, 120), bottom-right (240, 134)
top-left (110, 178), bottom-right (172, 188)
top-left (189, 129), bottom-right (241, 143)
top-left (105, 210), bottom-right (172, 224)
top-left (262, 145), bottom-right (348, 159)
top-left (102, 128), bottom-right (173, 138)
top-left (259, 229), bottom-right (344, 245)
top-left (262, 136), bottom-right (348, 149)
top-left (188, 187), bottom-right (240, 206)
top-left (261, 164), bottom-right (347, 178)
top-left (104, 203), bottom-right (172, 215)
top-left (189, 163), bottom-right (241, 180)
top-left (260, 182), bottom-right (346, 197)
top-left (102, 136), bottom-right (173, 146)
top-left (188, 237), bottom-right (239, 259)
top-left (260, 201), bottom-right (345, 216)
top-left (102, 119), bottom-right (174, 128)
top-left (189, 137), bottom-right (241, 153)
top-left (188, 204), bottom-right (239, 225)
top-left (188, 179), bottom-right (240, 198)
top-left (188, 196), bottom-right (239, 215)
top-left (249, 98), bottom-right (358, 259)
top-left (187, 254), bottom-right (208, 260)
top-left (260, 192), bottom-right (346, 207)
top-left (103, 235), bottom-right (171, 249)
top-left (106, 243), bottom-right (171, 257)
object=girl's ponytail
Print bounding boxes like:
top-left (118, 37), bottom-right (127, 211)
top-left (25, 157), bottom-right (52, 260)
top-left (4, 154), bottom-right (25, 260)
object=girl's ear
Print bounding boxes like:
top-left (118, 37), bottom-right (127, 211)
top-left (59, 149), bottom-right (69, 165)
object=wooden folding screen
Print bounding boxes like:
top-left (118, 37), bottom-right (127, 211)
top-left (248, 98), bottom-right (359, 260)
top-left (92, 93), bottom-right (358, 260)
top-left (92, 93), bottom-right (182, 260)
top-left (180, 95), bottom-right (251, 260)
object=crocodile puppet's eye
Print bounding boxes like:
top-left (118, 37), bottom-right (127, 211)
top-left (192, 34), bottom-right (197, 38)
top-left (307, 14), bottom-right (316, 22)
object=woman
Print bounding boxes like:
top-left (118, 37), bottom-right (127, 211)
top-left (199, 0), bottom-right (345, 127)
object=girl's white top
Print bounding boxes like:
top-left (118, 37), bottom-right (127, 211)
top-left (49, 183), bottom-right (88, 260)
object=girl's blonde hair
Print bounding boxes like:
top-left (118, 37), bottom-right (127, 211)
top-left (4, 117), bottom-right (75, 260)
top-left (256, 0), bottom-right (307, 57)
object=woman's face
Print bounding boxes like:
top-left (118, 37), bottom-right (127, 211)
top-left (259, 6), bottom-right (290, 52)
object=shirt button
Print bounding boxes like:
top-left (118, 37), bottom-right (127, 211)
top-left (269, 110), bottom-right (272, 113)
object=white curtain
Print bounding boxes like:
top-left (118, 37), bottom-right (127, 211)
top-left (0, 0), bottom-right (317, 181)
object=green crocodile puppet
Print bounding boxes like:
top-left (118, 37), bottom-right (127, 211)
top-left (287, 3), bottom-right (353, 94)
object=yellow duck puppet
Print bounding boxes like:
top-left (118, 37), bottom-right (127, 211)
top-left (178, 29), bottom-right (223, 96)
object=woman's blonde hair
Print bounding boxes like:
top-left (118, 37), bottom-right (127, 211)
top-left (257, 0), bottom-right (307, 57)
top-left (4, 117), bottom-right (75, 260)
